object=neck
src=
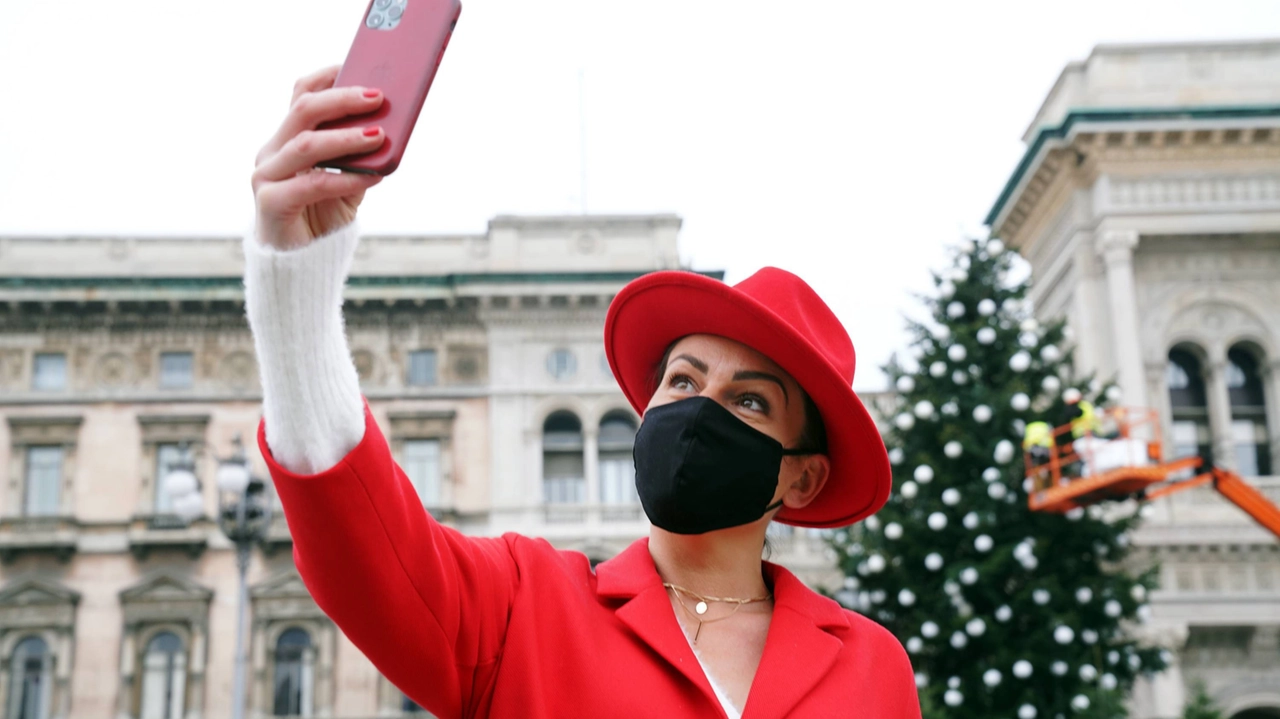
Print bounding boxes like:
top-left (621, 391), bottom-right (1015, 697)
top-left (648, 523), bottom-right (772, 600)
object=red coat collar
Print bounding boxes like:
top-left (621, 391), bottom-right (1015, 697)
top-left (595, 537), bottom-right (849, 717)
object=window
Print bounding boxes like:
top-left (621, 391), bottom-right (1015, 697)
top-left (407, 350), bottom-right (438, 387)
top-left (1226, 346), bottom-right (1271, 476)
top-left (542, 412), bottom-right (584, 504)
top-left (153, 443), bottom-right (189, 514)
top-left (23, 446), bottom-right (63, 517)
top-left (139, 633), bottom-right (186, 719)
top-left (1167, 347), bottom-right (1212, 467)
top-left (31, 354), bottom-right (66, 391)
top-left (546, 349), bottom-right (577, 381)
top-left (402, 439), bottom-right (442, 507)
top-left (159, 352), bottom-right (194, 389)
top-left (273, 628), bottom-right (314, 717)
top-left (598, 413), bottom-right (638, 507)
top-left (6, 636), bottom-right (50, 719)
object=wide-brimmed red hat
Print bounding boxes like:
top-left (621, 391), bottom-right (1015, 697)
top-left (604, 267), bottom-right (890, 528)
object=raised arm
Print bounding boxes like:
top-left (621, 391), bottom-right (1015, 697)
top-left (243, 65), bottom-right (520, 718)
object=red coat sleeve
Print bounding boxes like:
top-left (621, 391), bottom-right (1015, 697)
top-left (259, 398), bottom-right (518, 718)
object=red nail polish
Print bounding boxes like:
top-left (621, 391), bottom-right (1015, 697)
top-left (363, 88), bottom-right (381, 98)
top-left (363, 126), bottom-right (382, 137)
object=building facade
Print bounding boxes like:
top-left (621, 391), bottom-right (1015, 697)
top-left (988, 40), bottom-right (1280, 719)
top-left (0, 214), bottom-right (849, 718)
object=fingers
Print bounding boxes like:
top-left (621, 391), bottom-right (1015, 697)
top-left (253, 126), bottom-right (385, 188)
top-left (291, 65), bottom-right (342, 105)
top-left (258, 84), bottom-right (384, 162)
top-left (256, 169), bottom-right (383, 219)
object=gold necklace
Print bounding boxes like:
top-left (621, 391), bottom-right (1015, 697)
top-left (662, 582), bottom-right (772, 644)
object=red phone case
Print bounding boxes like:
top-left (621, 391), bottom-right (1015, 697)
top-left (317, 0), bottom-right (461, 175)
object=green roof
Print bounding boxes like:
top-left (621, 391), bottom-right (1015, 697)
top-left (985, 105), bottom-right (1280, 227)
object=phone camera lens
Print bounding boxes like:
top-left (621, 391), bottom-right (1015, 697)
top-left (366, 12), bottom-right (384, 27)
top-left (375, 0), bottom-right (392, 8)
top-left (387, 5), bottom-right (403, 20)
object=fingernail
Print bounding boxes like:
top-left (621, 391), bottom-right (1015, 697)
top-left (363, 88), bottom-right (381, 98)
top-left (363, 126), bottom-right (382, 137)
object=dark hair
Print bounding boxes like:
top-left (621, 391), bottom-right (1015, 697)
top-left (651, 341), bottom-right (829, 454)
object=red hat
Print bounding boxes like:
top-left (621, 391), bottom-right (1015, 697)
top-left (604, 267), bottom-right (890, 528)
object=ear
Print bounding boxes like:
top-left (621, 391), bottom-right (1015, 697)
top-left (782, 454), bottom-right (831, 510)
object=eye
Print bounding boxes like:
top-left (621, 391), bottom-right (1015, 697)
top-left (668, 373), bottom-right (696, 392)
top-left (737, 393), bottom-right (769, 414)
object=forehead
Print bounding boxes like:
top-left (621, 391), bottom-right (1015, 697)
top-left (667, 334), bottom-right (792, 380)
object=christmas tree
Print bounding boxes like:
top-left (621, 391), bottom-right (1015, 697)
top-left (830, 237), bottom-right (1168, 718)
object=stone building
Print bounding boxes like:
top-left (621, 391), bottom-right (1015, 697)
top-left (0, 214), bottom-right (844, 718)
top-left (987, 39), bottom-right (1280, 719)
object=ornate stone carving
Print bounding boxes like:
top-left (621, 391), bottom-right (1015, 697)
top-left (1105, 174), bottom-right (1280, 212)
top-left (96, 351), bottom-right (131, 386)
top-left (219, 350), bottom-right (255, 390)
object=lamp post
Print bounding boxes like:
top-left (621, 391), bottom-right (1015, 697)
top-left (163, 434), bottom-right (271, 719)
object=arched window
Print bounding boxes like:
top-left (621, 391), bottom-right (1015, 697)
top-left (139, 632), bottom-right (186, 719)
top-left (542, 412), bottom-right (584, 505)
top-left (1168, 347), bottom-right (1212, 466)
top-left (5, 636), bottom-right (50, 719)
top-left (1227, 345), bottom-right (1271, 476)
top-left (598, 412), bottom-right (639, 509)
top-left (272, 628), bottom-right (314, 717)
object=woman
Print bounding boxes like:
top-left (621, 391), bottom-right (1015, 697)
top-left (245, 66), bottom-right (919, 718)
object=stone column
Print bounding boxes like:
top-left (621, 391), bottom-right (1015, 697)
top-left (1262, 359), bottom-right (1280, 475)
top-left (583, 426), bottom-right (600, 526)
top-left (1095, 230), bottom-right (1149, 410)
top-left (1205, 355), bottom-right (1236, 471)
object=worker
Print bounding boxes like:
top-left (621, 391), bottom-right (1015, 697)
top-left (1023, 421), bottom-right (1054, 490)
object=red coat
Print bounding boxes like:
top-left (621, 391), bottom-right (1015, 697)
top-left (261, 399), bottom-right (921, 718)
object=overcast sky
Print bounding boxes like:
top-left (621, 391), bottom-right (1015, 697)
top-left (1, 1), bottom-right (1277, 389)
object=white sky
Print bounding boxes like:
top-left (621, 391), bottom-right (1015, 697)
top-left (1, 1), bottom-right (1277, 390)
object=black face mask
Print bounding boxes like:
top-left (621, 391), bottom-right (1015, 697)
top-left (633, 396), bottom-right (813, 535)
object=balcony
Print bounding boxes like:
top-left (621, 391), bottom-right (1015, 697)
top-left (0, 516), bottom-right (78, 563)
top-left (126, 514), bottom-right (209, 560)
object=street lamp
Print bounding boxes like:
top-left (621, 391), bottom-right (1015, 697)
top-left (162, 434), bottom-right (271, 719)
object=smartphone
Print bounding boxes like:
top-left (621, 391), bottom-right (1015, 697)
top-left (316, 0), bottom-right (461, 176)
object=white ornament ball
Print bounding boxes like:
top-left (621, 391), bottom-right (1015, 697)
top-left (1052, 661), bottom-right (1069, 676)
top-left (995, 605), bottom-right (1013, 622)
top-left (1033, 589), bottom-right (1051, 605)
top-left (900, 481), bottom-right (918, 499)
top-left (974, 534), bottom-right (993, 552)
top-left (866, 554), bottom-right (886, 573)
top-left (941, 400), bottom-right (960, 415)
top-left (977, 299), bottom-right (997, 316)
top-left (963, 511), bottom-right (980, 529)
top-left (1020, 318), bottom-right (1040, 332)
top-left (948, 344), bottom-right (967, 362)
top-left (1022, 477), bottom-right (1035, 493)
top-left (1042, 375), bottom-right (1061, 393)
top-left (982, 467), bottom-right (1001, 482)
top-left (948, 675), bottom-right (962, 690)
top-left (944, 689), bottom-right (963, 707)
top-left (1054, 626), bottom-right (1075, 644)
top-left (888, 447), bottom-right (904, 465)
top-left (1020, 555), bottom-right (1039, 570)
top-left (1107, 651), bottom-right (1120, 666)
top-left (906, 636), bottom-right (922, 653)
top-left (952, 268), bottom-right (969, 283)
top-left (960, 567), bottom-right (978, 585)
top-left (983, 668), bottom-right (1002, 687)
top-left (914, 465), bottom-right (935, 483)
top-left (987, 238), bottom-right (1005, 255)
top-left (1104, 599), bottom-right (1122, 617)
top-left (1013, 660), bottom-right (1033, 679)
top-left (1106, 385), bottom-right (1124, 402)
top-left (895, 413), bottom-right (916, 431)
top-left (950, 631), bottom-right (968, 649)
top-left (944, 441), bottom-right (963, 459)
top-left (987, 482), bottom-right (1008, 500)
top-left (928, 512), bottom-right (948, 531)
top-left (973, 405), bottom-right (993, 423)
top-left (994, 439), bottom-right (1016, 463)
top-left (1090, 378), bottom-right (1102, 393)
top-left (1019, 704), bottom-right (1037, 719)
top-left (1075, 587), bottom-right (1093, 604)
top-left (910, 345), bottom-right (926, 361)
top-left (1010, 351), bottom-right (1032, 372)
top-left (1065, 507), bottom-right (1085, 521)
top-left (1072, 695), bottom-right (1090, 712)
top-left (930, 361), bottom-right (947, 378)
top-left (921, 621), bottom-right (939, 638)
top-left (939, 281), bottom-right (955, 299)
top-left (935, 324), bottom-right (952, 342)
top-left (942, 488), bottom-right (961, 506)
top-left (966, 617), bottom-right (986, 636)
top-left (915, 672), bottom-right (929, 688)
top-left (947, 301), bottom-right (966, 319)
top-left (1079, 664), bottom-right (1097, 681)
top-left (1019, 332), bottom-right (1039, 348)
top-left (1100, 673), bottom-right (1117, 691)
top-left (1011, 393), bottom-right (1031, 411)
top-left (977, 327), bottom-right (997, 345)
top-left (1040, 345), bottom-right (1061, 363)
top-left (1082, 629), bottom-right (1098, 645)
top-left (1063, 387), bottom-right (1083, 404)
top-left (884, 522), bottom-right (903, 540)
top-left (896, 376), bottom-right (916, 393)
top-left (1131, 585), bottom-right (1147, 602)
top-left (925, 553), bottom-right (944, 571)
top-left (865, 515), bottom-right (880, 531)
top-left (914, 400), bottom-right (935, 419)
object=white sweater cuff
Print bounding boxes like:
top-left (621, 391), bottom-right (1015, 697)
top-left (242, 221), bottom-right (367, 475)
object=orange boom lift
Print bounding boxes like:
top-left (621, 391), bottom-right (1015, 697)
top-left (1024, 407), bottom-right (1280, 539)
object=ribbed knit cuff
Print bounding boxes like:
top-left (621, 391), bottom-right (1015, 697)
top-left (242, 221), bottom-right (367, 475)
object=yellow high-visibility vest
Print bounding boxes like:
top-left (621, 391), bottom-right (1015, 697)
top-left (1023, 421), bottom-right (1053, 450)
top-left (1071, 400), bottom-right (1100, 438)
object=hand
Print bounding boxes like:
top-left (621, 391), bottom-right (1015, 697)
top-left (251, 65), bottom-right (387, 251)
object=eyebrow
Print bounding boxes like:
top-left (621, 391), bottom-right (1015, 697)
top-left (670, 354), bottom-right (790, 407)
